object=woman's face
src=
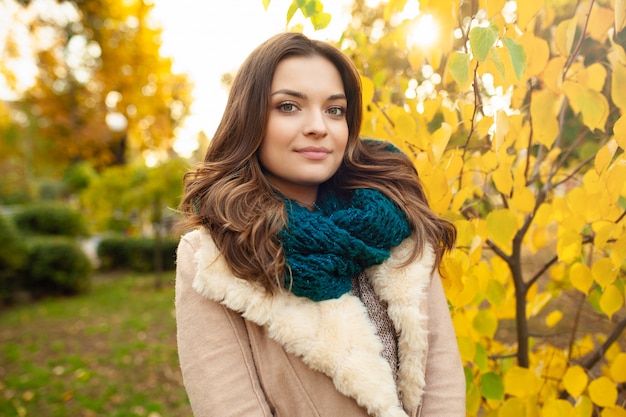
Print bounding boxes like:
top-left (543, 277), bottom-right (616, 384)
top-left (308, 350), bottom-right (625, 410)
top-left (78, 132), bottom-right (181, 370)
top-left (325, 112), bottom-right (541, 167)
top-left (258, 55), bottom-right (349, 207)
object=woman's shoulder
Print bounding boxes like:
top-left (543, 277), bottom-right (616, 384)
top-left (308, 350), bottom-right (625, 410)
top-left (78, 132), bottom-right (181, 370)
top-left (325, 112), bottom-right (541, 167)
top-left (178, 227), bottom-right (213, 254)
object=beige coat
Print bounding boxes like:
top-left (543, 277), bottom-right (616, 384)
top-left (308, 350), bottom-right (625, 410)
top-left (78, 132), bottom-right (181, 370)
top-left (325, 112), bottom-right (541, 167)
top-left (175, 229), bottom-right (465, 417)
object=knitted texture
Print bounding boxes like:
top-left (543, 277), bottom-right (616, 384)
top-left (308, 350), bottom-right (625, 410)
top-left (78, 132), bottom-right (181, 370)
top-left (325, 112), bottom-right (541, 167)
top-left (281, 188), bottom-right (411, 301)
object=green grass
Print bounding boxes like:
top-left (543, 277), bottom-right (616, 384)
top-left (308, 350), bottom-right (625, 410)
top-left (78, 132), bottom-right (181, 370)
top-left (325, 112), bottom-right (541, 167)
top-left (0, 273), bottom-right (192, 417)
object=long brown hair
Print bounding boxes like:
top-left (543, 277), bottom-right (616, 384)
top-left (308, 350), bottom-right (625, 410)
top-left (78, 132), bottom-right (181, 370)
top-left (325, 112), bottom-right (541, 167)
top-left (179, 32), bottom-right (455, 292)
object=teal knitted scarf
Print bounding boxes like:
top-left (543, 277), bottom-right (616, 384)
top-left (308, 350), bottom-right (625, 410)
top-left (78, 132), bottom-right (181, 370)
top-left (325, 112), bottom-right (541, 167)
top-left (280, 188), bottom-right (411, 302)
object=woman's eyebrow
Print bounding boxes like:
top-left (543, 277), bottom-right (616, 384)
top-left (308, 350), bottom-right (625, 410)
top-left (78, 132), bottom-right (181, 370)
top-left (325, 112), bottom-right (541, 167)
top-left (270, 89), bottom-right (347, 101)
top-left (271, 89), bottom-right (307, 99)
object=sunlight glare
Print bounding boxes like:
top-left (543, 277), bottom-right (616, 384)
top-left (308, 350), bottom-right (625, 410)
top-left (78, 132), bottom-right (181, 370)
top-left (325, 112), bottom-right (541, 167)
top-left (407, 14), bottom-right (439, 49)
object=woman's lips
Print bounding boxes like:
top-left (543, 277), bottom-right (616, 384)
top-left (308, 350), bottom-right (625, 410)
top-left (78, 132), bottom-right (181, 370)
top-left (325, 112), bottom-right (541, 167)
top-left (295, 147), bottom-right (330, 160)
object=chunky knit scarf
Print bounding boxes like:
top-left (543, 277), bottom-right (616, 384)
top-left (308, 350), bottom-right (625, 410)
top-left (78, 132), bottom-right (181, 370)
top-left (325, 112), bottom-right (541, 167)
top-left (280, 188), bottom-right (411, 301)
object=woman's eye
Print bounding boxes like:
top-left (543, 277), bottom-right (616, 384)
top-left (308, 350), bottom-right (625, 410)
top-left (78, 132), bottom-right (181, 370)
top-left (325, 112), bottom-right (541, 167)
top-left (328, 106), bottom-right (346, 116)
top-left (278, 102), bottom-right (297, 112)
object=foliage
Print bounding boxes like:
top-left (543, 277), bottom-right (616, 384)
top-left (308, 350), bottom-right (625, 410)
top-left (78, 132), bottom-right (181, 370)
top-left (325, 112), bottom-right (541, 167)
top-left (263, 0), bottom-right (332, 30)
top-left (0, 273), bottom-right (191, 416)
top-left (277, 0), bottom-right (626, 415)
top-left (21, 237), bottom-right (92, 296)
top-left (13, 202), bottom-right (89, 237)
top-left (63, 161), bottom-right (98, 194)
top-left (0, 0), bottom-right (193, 177)
top-left (80, 156), bottom-right (187, 236)
top-left (97, 236), bottom-right (178, 272)
top-left (0, 214), bottom-right (28, 305)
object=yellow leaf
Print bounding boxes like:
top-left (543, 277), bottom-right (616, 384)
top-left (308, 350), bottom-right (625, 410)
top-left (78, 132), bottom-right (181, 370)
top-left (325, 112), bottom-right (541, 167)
top-left (564, 79), bottom-right (585, 115)
top-left (599, 284), bottom-right (624, 319)
top-left (594, 221), bottom-right (617, 250)
top-left (610, 234), bottom-right (626, 268)
top-left (457, 336), bottom-right (476, 363)
top-left (486, 279), bottom-right (505, 308)
top-left (453, 273), bottom-right (478, 306)
top-left (611, 62), bottom-right (626, 113)
top-left (473, 308), bottom-right (498, 338)
top-left (467, 384), bottom-right (481, 416)
top-left (493, 164), bottom-right (513, 195)
top-left (543, 399), bottom-right (574, 417)
top-left (510, 185), bottom-right (536, 213)
top-left (519, 32), bottom-right (550, 77)
top-left (587, 63), bottom-right (607, 92)
top-left (504, 365), bottom-right (541, 397)
top-left (592, 258), bottom-right (618, 288)
top-left (480, 0), bottom-right (505, 17)
top-left (441, 103), bottom-right (459, 133)
top-left (482, 151), bottom-right (499, 171)
top-left (498, 397), bottom-right (526, 417)
top-left (562, 366), bottom-right (588, 398)
top-left (494, 110), bottom-right (510, 152)
top-left (588, 376), bottom-right (617, 407)
top-left (606, 162), bottom-right (626, 203)
top-left (601, 406), bottom-right (626, 417)
top-left (530, 227), bottom-right (550, 252)
top-left (517, 0), bottom-right (545, 30)
top-left (395, 113), bottom-right (417, 141)
top-left (361, 76), bottom-right (374, 107)
top-left (555, 17), bottom-right (578, 57)
top-left (608, 42), bottom-right (626, 66)
top-left (422, 96), bottom-right (442, 121)
top-left (486, 209), bottom-right (518, 255)
top-left (384, 0), bottom-right (408, 21)
top-left (614, 115), bottom-right (626, 149)
top-left (557, 229), bottom-right (582, 264)
top-left (609, 353), bottom-right (626, 383)
top-left (570, 262), bottom-right (593, 294)
top-left (584, 5), bottom-right (614, 42)
top-left (531, 89), bottom-right (560, 148)
top-left (617, 0), bottom-right (626, 32)
top-left (528, 291), bottom-right (551, 317)
top-left (431, 123), bottom-right (452, 164)
top-left (550, 263), bottom-right (566, 282)
top-left (534, 203), bottom-right (553, 227)
top-left (545, 310), bottom-right (563, 328)
top-left (575, 396), bottom-right (593, 417)
top-left (421, 168), bottom-right (452, 213)
top-left (578, 89), bottom-right (610, 132)
top-left (451, 187), bottom-right (472, 212)
top-left (408, 48), bottom-right (425, 71)
top-left (544, 57), bottom-right (567, 93)
top-left (443, 152), bottom-right (463, 181)
top-left (595, 139), bottom-right (618, 174)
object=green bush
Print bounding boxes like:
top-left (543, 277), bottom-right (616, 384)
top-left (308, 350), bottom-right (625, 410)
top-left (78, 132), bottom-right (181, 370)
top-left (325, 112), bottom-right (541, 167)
top-left (14, 202), bottom-right (89, 237)
top-left (97, 237), bottom-right (178, 272)
top-left (22, 237), bottom-right (92, 296)
top-left (0, 214), bottom-right (28, 304)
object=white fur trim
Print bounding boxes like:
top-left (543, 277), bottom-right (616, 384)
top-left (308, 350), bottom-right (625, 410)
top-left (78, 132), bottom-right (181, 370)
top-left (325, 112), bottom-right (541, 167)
top-left (192, 230), bottom-right (432, 417)
top-left (367, 236), bottom-right (433, 412)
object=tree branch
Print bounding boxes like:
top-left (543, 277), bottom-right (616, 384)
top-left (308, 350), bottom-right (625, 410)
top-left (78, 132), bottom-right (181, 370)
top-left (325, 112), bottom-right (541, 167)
top-left (561, 0), bottom-right (595, 82)
top-left (459, 60), bottom-right (482, 190)
top-left (526, 255), bottom-right (558, 289)
top-left (578, 315), bottom-right (626, 370)
top-left (485, 238), bottom-right (512, 263)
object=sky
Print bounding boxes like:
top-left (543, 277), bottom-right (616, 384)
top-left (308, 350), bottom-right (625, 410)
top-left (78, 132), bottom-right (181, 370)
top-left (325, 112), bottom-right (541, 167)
top-left (150, 0), bottom-right (354, 157)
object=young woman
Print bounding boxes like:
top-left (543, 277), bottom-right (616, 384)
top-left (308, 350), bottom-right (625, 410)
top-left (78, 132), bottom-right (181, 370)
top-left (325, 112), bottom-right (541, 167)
top-left (176, 32), bottom-right (465, 417)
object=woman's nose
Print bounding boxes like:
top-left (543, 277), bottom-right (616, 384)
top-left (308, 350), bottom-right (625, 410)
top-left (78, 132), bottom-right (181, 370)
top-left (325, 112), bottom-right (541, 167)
top-left (303, 111), bottom-right (327, 137)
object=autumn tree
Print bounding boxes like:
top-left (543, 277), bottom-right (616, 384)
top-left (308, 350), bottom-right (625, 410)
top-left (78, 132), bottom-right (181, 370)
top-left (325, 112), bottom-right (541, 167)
top-left (0, 0), bottom-right (193, 178)
top-left (269, 0), bottom-right (626, 415)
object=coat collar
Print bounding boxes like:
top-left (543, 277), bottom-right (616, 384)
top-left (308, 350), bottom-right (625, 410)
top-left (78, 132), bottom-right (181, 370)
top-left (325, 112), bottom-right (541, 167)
top-left (192, 229), bottom-right (433, 417)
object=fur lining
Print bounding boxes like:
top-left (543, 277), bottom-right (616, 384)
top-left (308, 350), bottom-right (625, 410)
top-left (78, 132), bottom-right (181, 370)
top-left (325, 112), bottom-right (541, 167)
top-left (192, 229), bottom-right (432, 417)
top-left (367, 239), bottom-right (433, 412)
